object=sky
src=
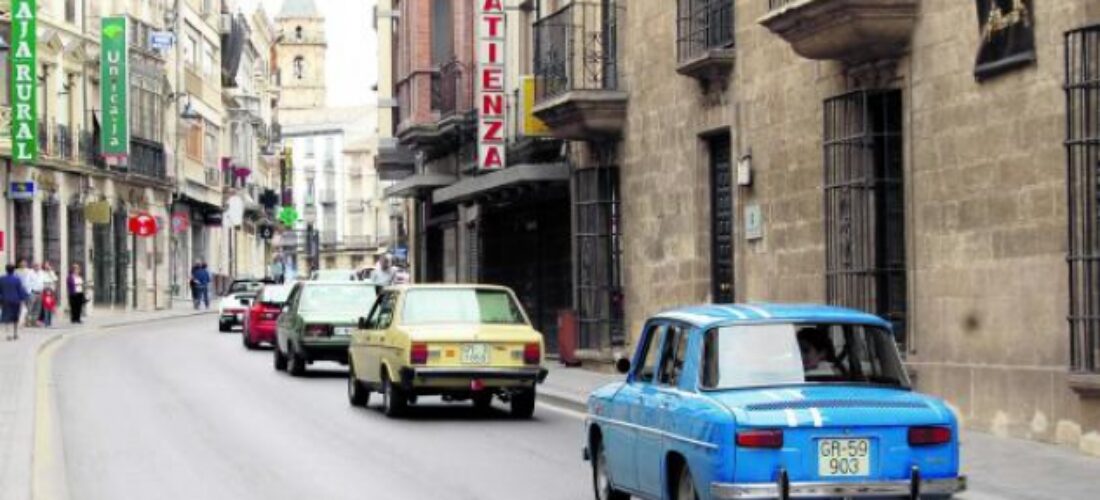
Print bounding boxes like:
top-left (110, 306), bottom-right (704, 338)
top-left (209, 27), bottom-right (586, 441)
top-left (237, 0), bottom-right (378, 107)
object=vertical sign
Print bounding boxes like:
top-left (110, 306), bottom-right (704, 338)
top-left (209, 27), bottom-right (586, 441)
top-left (101, 16), bottom-right (130, 158)
top-left (10, 0), bottom-right (38, 163)
top-left (477, 0), bottom-right (506, 171)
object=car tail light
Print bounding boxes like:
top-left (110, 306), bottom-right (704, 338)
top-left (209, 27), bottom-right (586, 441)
top-left (305, 324), bottom-right (332, 337)
top-left (736, 429), bottom-right (784, 449)
top-left (410, 343), bottom-right (429, 365)
top-left (908, 426), bottom-right (951, 446)
top-left (523, 343), bottom-right (541, 365)
top-left (261, 309), bottom-right (279, 320)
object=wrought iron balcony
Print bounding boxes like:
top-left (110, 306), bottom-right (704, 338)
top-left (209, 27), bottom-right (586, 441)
top-left (130, 138), bottom-right (168, 180)
top-left (54, 124), bottom-right (75, 161)
top-left (676, 0), bottom-right (735, 83)
top-left (533, 0), bottom-right (627, 140)
top-left (79, 130), bottom-right (106, 169)
top-left (38, 122), bottom-right (49, 156)
top-left (759, 0), bottom-right (919, 65)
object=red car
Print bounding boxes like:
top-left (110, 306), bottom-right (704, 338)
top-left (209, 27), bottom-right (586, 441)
top-left (242, 284), bottom-right (293, 349)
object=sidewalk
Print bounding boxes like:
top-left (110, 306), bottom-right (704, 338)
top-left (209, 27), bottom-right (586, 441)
top-left (539, 365), bottom-right (1100, 500)
top-left (0, 306), bottom-right (213, 500)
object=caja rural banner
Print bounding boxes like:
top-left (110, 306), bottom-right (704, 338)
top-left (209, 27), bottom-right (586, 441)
top-left (10, 0), bottom-right (38, 163)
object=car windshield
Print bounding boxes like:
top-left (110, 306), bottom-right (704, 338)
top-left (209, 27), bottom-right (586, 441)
top-left (402, 289), bottom-right (527, 325)
top-left (259, 286), bottom-right (292, 304)
top-left (228, 281), bottom-right (263, 294)
top-left (298, 285), bottom-right (377, 313)
top-left (701, 323), bottom-right (909, 390)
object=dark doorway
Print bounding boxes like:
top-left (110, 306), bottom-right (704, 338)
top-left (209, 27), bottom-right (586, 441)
top-left (14, 200), bottom-right (33, 264)
top-left (708, 133), bottom-right (734, 303)
top-left (113, 208), bottom-right (128, 306)
top-left (92, 221), bottom-right (114, 306)
top-left (42, 199), bottom-right (61, 271)
top-left (67, 201), bottom-right (86, 274)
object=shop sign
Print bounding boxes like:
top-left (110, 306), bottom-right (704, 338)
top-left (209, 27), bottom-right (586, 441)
top-left (10, 0), bottom-right (38, 163)
top-left (85, 200), bottom-right (112, 224)
top-left (520, 76), bottom-right (550, 137)
top-left (128, 213), bottom-right (158, 237)
top-left (477, 0), bottom-right (506, 171)
top-left (277, 206), bottom-right (299, 227)
top-left (204, 212), bottom-right (224, 227)
top-left (101, 16), bottom-right (130, 158)
top-left (9, 182), bottom-right (34, 200)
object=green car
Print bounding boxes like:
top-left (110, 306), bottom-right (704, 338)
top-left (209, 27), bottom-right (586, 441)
top-left (273, 281), bottom-right (378, 376)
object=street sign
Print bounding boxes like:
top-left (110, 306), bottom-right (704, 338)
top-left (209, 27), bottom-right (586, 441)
top-left (8, 182), bottom-right (35, 201)
top-left (10, 0), bottom-right (38, 163)
top-left (277, 206), bottom-right (299, 227)
top-left (101, 16), bottom-right (130, 159)
top-left (745, 204), bottom-right (764, 241)
top-left (128, 213), bottom-right (158, 237)
top-left (149, 31), bottom-right (175, 51)
top-left (171, 212), bottom-right (190, 234)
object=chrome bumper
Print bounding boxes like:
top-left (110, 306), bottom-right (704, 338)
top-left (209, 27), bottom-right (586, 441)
top-left (712, 476), bottom-right (966, 499)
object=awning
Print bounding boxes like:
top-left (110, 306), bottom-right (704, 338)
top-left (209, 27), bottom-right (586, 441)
top-left (432, 163), bottom-right (569, 205)
top-left (384, 172), bottom-right (457, 199)
top-left (177, 185), bottom-right (223, 213)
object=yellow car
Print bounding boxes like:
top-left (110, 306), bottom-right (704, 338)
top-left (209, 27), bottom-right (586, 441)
top-left (347, 284), bottom-right (548, 418)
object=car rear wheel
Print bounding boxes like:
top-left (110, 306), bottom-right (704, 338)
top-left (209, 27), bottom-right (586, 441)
top-left (242, 331), bottom-right (258, 350)
top-left (273, 344), bottom-right (287, 371)
top-left (347, 364), bottom-right (369, 407)
top-left (674, 464), bottom-right (698, 500)
top-left (287, 344), bottom-right (307, 377)
top-left (592, 439), bottom-right (629, 500)
top-left (510, 388), bottom-right (536, 419)
top-left (381, 374), bottom-right (407, 417)
top-left (472, 393), bottom-right (493, 411)
top-left (218, 321), bottom-right (230, 333)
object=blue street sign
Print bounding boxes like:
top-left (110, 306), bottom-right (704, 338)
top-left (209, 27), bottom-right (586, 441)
top-left (394, 245), bottom-right (408, 261)
top-left (149, 31), bottom-right (175, 51)
top-left (9, 181), bottom-right (34, 200)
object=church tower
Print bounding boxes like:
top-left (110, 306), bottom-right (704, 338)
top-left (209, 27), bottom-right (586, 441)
top-left (276, 0), bottom-right (327, 109)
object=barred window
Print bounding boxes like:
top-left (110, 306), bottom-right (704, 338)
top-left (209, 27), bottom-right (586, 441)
top-left (677, 0), bottom-right (733, 63)
top-left (1067, 25), bottom-right (1100, 374)
top-left (575, 166), bottom-right (624, 349)
top-left (823, 89), bottom-right (908, 350)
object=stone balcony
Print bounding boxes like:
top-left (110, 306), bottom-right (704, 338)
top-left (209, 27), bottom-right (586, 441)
top-left (759, 0), bottom-right (919, 65)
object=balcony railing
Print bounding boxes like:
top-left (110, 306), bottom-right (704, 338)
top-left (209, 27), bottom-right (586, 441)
top-left (677, 0), bottom-right (733, 63)
top-left (54, 124), bottom-right (75, 160)
top-left (130, 138), bottom-right (167, 179)
top-left (38, 122), bottom-right (49, 156)
top-left (320, 230), bottom-right (339, 245)
top-left (534, 1), bottom-right (620, 104)
top-left (80, 130), bottom-right (106, 169)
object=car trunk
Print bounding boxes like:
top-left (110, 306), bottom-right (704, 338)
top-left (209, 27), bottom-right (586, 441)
top-left (405, 324), bottom-right (541, 368)
top-left (711, 385), bottom-right (959, 483)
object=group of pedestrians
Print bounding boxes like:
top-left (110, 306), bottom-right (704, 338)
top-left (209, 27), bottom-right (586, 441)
top-left (1, 261), bottom-right (86, 341)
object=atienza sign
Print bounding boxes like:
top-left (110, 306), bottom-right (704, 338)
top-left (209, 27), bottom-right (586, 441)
top-left (101, 16), bottom-right (130, 158)
top-left (477, 0), bottom-right (506, 170)
top-left (10, 0), bottom-right (38, 163)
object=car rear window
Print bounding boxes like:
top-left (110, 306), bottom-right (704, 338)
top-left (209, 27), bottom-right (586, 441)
top-left (701, 323), bottom-right (909, 390)
top-left (299, 285), bottom-right (377, 313)
top-left (401, 289), bottom-right (527, 325)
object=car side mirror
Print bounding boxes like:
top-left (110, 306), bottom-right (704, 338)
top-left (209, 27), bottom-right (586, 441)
top-left (615, 357), bottom-right (631, 375)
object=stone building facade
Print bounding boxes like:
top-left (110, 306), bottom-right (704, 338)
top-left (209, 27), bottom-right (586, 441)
top-left (603, 0), bottom-right (1100, 454)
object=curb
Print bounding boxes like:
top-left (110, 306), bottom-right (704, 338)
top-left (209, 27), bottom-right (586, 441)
top-left (94, 310), bottom-right (215, 330)
top-left (537, 387), bottom-right (587, 414)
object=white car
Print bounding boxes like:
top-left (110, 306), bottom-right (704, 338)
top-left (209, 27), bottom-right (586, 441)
top-left (218, 279), bottom-right (266, 332)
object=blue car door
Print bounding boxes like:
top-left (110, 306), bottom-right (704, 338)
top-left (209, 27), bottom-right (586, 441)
top-left (636, 321), bottom-right (688, 497)
top-left (608, 322), bottom-right (665, 495)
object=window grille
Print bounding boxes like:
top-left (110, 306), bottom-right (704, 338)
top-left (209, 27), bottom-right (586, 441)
top-left (67, 202), bottom-right (86, 274)
top-left (14, 201), bottom-right (33, 264)
top-left (823, 89), bottom-right (908, 349)
top-left (575, 166), bottom-right (624, 349)
top-left (676, 0), bottom-right (733, 62)
top-left (42, 200), bottom-right (61, 271)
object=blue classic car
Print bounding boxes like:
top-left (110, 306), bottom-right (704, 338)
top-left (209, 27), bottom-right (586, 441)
top-left (584, 304), bottom-right (967, 500)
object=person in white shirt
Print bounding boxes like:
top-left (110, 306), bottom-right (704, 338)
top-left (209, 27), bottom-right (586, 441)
top-left (41, 262), bottom-right (58, 291)
top-left (371, 254), bottom-right (395, 288)
top-left (25, 262), bottom-right (44, 327)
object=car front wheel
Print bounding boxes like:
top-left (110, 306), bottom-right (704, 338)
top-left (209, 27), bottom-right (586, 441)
top-left (592, 439), bottom-right (629, 500)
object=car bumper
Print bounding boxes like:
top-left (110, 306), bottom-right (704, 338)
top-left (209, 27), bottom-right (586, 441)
top-left (247, 323), bottom-right (276, 342)
top-left (220, 313), bottom-right (245, 325)
top-left (711, 475), bottom-right (966, 499)
top-left (399, 366), bottom-right (548, 387)
top-left (299, 341), bottom-right (350, 363)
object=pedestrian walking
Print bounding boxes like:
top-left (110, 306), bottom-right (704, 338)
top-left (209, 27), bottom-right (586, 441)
top-left (67, 264), bottom-right (86, 324)
top-left (2, 264), bottom-right (30, 341)
top-left (25, 262), bottom-right (45, 327)
top-left (41, 288), bottom-right (56, 328)
top-left (192, 262), bottom-right (212, 309)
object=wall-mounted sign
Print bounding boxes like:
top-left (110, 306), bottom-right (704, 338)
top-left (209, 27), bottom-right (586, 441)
top-left (204, 212), bottom-right (224, 227)
top-left (101, 16), bottom-right (130, 158)
top-left (745, 204), bottom-right (764, 241)
top-left (477, 0), bottom-right (507, 170)
top-left (85, 200), bottom-right (112, 224)
top-left (10, 0), bottom-right (38, 163)
top-left (259, 225), bottom-right (275, 240)
top-left (520, 76), bottom-right (550, 137)
top-left (149, 31), bottom-right (175, 51)
top-left (9, 182), bottom-right (35, 201)
top-left (277, 206), bottom-right (299, 227)
top-left (127, 213), bottom-right (158, 237)
top-left (974, 0), bottom-right (1036, 80)
top-left (171, 212), bottom-right (190, 234)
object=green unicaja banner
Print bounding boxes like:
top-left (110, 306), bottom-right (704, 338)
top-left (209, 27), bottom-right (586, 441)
top-left (10, 0), bottom-right (38, 163)
top-left (100, 16), bottom-right (130, 158)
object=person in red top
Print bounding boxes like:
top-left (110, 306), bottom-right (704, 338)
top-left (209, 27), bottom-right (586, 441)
top-left (41, 288), bottom-right (56, 328)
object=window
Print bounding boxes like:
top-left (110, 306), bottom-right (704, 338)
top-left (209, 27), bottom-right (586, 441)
top-left (657, 324), bottom-right (689, 386)
top-left (823, 89), bottom-right (907, 350)
top-left (367, 292), bottom-right (397, 329)
top-left (295, 26), bottom-right (303, 40)
top-left (184, 33), bottom-right (198, 69)
top-left (430, 0), bottom-right (454, 65)
top-left (575, 166), bottom-right (624, 349)
top-left (1067, 25), bottom-right (1100, 373)
top-left (299, 285), bottom-right (377, 313)
top-left (203, 122), bottom-right (219, 168)
top-left (401, 288), bottom-right (528, 325)
top-left (325, 137), bottom-right (334, 161)
top-left (677, 0), bottom-right (734, 62)
top-left (185, 122), bottom-right (203, 160)
top-left (65, 0), bottom-right (76, 24)
top-left (202, 40), bottom-right (216, 78)
top-left (304, 137), bottom-right (315, 158)
top-left (294, 56), bottom-right (305, 80)
top-left (633, 323), bottom-right (664, 384)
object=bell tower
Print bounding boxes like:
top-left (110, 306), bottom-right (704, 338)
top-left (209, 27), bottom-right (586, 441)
top-left (276, 0), bottom-right (326, 109)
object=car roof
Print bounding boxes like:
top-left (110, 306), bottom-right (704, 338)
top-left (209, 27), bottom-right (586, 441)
top-left (652, 303), bottom-right (892, 331)
top-left (298, 281), bottom-right (371, 286)
top-left (386, 283), bottom-right (514, 293)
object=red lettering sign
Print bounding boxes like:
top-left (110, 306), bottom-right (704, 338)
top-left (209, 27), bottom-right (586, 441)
top-left (482, 145), bottom-right (504, 169)
top-left (482, 121), bottom-right (504, 142)
top-left (481, 67), bottom-right (503, 91)
top-left (482, 94), bottom-right (503, 116)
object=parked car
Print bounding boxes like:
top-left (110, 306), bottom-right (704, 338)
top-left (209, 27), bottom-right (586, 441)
top-left (217, 279), bottom-right (269, 332)
top-left (242, 284), bottom-right (293, 349)
top-left (309, 269), bottom-right (359, 281)
top-left (347, 284), bottom-right (547, 418)
top-left (584, 304), bottom-right (967, 500)
top-left (273, 281), bottom-right (377, 376)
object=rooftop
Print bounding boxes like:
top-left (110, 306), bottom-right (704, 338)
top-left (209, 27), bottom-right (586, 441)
top-left (653, 303), bottom-right (892, 330)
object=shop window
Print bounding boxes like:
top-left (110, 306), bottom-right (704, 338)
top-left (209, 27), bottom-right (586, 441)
top-left (823, 89), bottom-right (907, 350)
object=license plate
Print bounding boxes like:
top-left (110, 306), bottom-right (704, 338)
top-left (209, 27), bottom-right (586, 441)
top-left (460, 344), bottom-right (490, 364)
top-left (334, 327), bottom-right (353, 336)
top-left (818, 438), bottom-right (871, 477)
top-left (234, 314), bottom-right (243, 321)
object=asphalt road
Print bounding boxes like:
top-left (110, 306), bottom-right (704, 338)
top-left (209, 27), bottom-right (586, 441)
top-left (50, 317), bottom-right (592, 500)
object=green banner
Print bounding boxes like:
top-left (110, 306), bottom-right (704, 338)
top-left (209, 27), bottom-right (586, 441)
top-left (10, 0), bottom-right (37, 163)
top-left (100, 16), bottom-right (130, 158)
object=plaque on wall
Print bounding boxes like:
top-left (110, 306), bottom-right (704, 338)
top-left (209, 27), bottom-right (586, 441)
top-left (974, 0), bottom-right (1036, 80)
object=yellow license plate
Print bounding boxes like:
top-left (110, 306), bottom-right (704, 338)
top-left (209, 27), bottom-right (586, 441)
top-left (818, 438), bottom-right (871, 477)
top-left (460, 344), bottom-right (490, 364)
